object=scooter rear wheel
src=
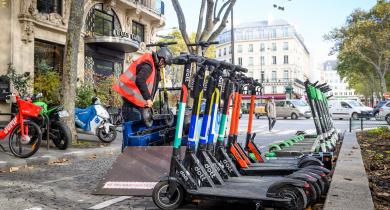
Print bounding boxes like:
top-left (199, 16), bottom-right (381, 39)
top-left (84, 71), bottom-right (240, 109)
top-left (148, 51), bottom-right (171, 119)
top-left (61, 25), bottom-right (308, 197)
top-left (153, 181), bottom-right (184, 210)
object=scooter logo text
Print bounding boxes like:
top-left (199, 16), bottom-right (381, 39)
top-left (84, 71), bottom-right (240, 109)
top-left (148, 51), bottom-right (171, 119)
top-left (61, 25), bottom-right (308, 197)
top-left (4, 118), bottom-right (18, 135)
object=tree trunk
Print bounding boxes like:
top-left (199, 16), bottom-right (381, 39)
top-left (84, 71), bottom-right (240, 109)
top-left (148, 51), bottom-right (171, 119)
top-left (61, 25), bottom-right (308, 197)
top-left (379, 74), bottom-right (387, 100)
top-left (62, 0), bottom-right (85, 143)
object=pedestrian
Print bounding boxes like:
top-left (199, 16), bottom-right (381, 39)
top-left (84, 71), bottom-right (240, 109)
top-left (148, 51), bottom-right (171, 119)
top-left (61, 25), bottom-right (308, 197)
top-left (113, 48), bottom-right (173, 122)
top-left (266, 97), bottom-right (276, 131)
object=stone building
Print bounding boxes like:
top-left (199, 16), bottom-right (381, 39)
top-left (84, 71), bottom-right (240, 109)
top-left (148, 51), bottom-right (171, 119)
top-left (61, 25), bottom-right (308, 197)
top-left (320, 60), bottom-right (358, 100)
top-left (216, 20), bottom-right (310, 100)
top-left (0, 0), bottom-right (165, 113)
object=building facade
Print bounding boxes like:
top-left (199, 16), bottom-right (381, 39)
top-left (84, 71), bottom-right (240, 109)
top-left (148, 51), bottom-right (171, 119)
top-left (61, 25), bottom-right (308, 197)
top-left (216, 20), bottom-right (310, 99)
top-left (320, 60), bottom-right (358, 100)
top-left (0, 0), bottom-right (165, 113)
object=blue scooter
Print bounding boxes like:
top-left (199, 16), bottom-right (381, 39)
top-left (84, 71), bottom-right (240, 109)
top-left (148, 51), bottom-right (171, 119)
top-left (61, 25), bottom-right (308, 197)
top-left (75, 97), bottom-right (117, 143)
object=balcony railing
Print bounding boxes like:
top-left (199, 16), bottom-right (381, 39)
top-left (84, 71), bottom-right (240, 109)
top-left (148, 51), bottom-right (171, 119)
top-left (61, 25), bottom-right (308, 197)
top-left (127, 0), bottom-right (165, 16)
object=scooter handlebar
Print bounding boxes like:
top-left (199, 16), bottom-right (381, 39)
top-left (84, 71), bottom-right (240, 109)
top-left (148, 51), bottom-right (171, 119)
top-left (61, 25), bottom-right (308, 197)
top-left (219, 61), bottom-right (235, 70)
top-left (146, 42), bottom-right (177, 47)
top-left (235, 66), bottom-right (248, 73)
top-left (187, 41), bottom-right (219, 47)
top-left (203, 58), bottom-right (220, 67)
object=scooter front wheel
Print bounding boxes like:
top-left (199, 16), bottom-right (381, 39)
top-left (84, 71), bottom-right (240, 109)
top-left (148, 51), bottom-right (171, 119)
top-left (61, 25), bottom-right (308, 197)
top-left (276, 186), bottom-right (307, 210)
top-left (152, 181), bottom-right (184, 210)
top-left (97, 126), bottom-right (117, 143)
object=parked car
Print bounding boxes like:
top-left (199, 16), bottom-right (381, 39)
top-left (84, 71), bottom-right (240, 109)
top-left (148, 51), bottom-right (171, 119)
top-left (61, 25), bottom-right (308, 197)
top-left (328, 100), bottom-right (373, 120)
top-left (255, 103), bottom-right (266, 119)
top-left (275, 99), bottom-right (312, 119)
top-left (376, 101), bottom-right (390, 124)
top-left (373, 100), bottom-right (389, 119)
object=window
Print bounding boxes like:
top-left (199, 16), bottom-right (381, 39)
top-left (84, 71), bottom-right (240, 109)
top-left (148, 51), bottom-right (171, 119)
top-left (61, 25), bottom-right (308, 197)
top-left (223, 48), bottom-right (226, 55)
top-left (248, 44), bottom-right (253, 52)
top-left (248, 57), bottom-right (254, 66)
top-left (260, 43), bottom-right (265, 51)
top-left (218, 49), bottom-right (222, 57)
top-left (94, 10), bottom-right (114, 36)
top-left (238, 57), bottom-right (243, 66)
top-left (260, 56), bottom-right (265, 65)
top-left (238, 45), bottom-right (243, 53)
top-left (282, 27), bottom-right (288, 37)
top-left (284, 55), bottom-right (289, 64)
top-left (34, 39), bottom-right (64, 74)
top-left (283, 42), bottom-right (289, 50)
top-left (272, 71), bottom-right (277, 81)
top-left (261, 71), bottom-right (265, 82)
top-left (276, 101), bottom-right (284, 107)
top-left (283, 70), bottom-right (289, 81)
top-left (229, 46), bottom-right (232, 54)
top-left (272, 29), bottom-right (277, 38)
top-left (272, 86), bottom-right (277, 94)
top-left (272, 56), bottom-right (277, 64)
top-left (272, 43), bottom-right (277, 51)
top-left (37, 0), bottom-right (62, 15)
top-left (132, 21), bottom-right (145, 42)
top-left (341, 102), bottom-right (351, 109)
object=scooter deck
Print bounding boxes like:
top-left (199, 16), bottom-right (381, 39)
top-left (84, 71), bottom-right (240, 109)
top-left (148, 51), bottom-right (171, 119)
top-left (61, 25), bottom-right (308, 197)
top-left (188, 184), bottom-right (291, 207)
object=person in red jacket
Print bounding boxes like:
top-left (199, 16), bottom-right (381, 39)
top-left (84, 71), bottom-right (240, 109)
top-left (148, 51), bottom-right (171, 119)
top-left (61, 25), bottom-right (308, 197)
top-left (113, 48), bottom-right (172, 122)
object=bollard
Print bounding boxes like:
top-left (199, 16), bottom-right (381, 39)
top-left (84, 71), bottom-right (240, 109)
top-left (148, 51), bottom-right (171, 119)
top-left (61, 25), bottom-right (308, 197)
top-left (349, 118), bottom-right (352, 132)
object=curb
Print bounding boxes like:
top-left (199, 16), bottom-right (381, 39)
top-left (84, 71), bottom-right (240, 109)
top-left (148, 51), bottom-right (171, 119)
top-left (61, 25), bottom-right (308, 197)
top-left (0, 146), bottom-right (121, 172)
top-left (324, 132), bottom-right (375, 210)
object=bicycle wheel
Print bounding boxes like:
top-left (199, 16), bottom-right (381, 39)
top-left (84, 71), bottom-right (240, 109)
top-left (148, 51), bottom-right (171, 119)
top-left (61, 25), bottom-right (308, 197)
top-left (9, 120), bottom-right (42, 158)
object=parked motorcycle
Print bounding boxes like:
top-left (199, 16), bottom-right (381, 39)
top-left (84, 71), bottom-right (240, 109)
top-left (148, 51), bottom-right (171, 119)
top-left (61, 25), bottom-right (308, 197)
top-left (75, 97), bottom-right (117, 143)
top-left (32, 93), bottom-right (71, 150)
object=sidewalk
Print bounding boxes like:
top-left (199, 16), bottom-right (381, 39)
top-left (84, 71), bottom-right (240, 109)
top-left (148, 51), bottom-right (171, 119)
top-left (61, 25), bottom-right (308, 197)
top-left (0, 133), bottom-right (122, 172)
top-left (324, 132), bottom-right (374, 210)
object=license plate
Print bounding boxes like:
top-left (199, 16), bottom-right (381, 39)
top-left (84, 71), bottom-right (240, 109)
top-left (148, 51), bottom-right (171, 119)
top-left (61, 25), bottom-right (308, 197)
top-left (58, 110), bottom-right (70, 118)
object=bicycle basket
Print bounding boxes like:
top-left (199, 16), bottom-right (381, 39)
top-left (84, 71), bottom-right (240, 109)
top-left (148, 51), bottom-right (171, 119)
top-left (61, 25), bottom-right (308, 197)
top-left (17, 99), bottom-right (42, 117)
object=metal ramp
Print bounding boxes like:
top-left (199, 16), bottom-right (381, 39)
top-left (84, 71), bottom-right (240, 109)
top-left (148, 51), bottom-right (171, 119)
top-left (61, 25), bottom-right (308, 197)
top-left (93, 146), bottom-right (184, 196)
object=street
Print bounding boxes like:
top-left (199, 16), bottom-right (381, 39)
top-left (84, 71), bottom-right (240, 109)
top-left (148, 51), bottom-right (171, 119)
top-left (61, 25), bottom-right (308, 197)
top-left (0, 117), bottom-right (386, 210)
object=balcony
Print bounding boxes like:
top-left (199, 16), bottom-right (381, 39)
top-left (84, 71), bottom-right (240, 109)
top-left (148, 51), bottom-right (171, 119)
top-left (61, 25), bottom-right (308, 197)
top-left (124, 0), bottom-right (165, 16)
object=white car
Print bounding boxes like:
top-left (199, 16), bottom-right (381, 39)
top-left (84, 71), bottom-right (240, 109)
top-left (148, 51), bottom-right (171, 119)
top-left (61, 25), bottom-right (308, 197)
top-left (377, 101), bottom-right (390, 124)
top-left (328, 100), bottom-right (373, 120)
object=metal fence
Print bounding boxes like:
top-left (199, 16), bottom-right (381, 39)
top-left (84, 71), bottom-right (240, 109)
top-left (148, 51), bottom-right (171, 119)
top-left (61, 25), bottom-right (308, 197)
top-left (349, 117), bottom-right (389, 132)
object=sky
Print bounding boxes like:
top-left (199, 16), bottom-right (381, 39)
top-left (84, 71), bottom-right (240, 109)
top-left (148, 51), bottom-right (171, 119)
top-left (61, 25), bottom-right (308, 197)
top-left (161, 0), bottom-right (377, 64)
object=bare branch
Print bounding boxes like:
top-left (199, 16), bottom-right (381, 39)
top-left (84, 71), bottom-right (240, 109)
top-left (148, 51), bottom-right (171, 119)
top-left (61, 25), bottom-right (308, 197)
top-left (171, 0), bottom-right (192, 52)
top-left (199, 0), bottom-right (215, 41)
top-left (207, 0), bottom-right (236, 42)
top-left (195, 0), bottom-right (206, 42)
top-left (213, 0), bottom-right (218, 20)
top-left (214, 0), bottom-right (231, 23)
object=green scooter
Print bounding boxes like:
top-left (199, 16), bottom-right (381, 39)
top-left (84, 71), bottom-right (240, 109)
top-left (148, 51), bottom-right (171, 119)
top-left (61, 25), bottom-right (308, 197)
top-left (33, 93), bottom-right (71, 150)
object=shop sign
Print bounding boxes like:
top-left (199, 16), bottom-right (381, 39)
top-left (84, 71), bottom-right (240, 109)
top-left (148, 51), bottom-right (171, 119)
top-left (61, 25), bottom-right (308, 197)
top-left (112, 29), bottom-right (138, 41)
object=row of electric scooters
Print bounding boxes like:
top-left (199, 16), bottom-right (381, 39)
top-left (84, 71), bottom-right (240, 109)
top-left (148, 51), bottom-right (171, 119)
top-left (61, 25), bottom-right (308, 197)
top-left (267, 81), bottom-right (340, 170)
top-left (151, 51), bottom-right (340, 210)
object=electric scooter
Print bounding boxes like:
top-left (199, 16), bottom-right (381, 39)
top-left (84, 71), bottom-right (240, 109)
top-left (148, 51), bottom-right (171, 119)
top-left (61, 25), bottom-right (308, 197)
top-left (152, 54), bottom-right (309, 210)
top-left (141, 42), bottom-right (177, 127)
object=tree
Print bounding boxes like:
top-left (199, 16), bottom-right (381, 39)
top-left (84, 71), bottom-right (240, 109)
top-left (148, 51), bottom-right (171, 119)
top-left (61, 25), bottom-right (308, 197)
top-left (62, 0), bottom-right (85, 143)
top-left (325, 1), bottom-right (390, 96)
top-left (171, 0), bottom-right (236, 54)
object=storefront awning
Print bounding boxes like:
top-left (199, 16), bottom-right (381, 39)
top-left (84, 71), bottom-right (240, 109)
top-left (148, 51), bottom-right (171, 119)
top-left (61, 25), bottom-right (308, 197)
top-left (84, 36), bottom-right (140, 53)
